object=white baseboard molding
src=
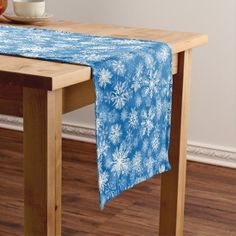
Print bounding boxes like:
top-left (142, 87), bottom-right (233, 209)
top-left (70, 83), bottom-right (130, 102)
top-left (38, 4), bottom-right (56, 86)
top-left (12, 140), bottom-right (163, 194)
top-left (0, 114), bottom-right (235, 169)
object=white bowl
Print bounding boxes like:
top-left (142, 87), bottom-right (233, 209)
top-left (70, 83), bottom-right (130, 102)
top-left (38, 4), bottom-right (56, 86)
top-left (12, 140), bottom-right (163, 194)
top-left (13, 0), bottom-right (45, 18)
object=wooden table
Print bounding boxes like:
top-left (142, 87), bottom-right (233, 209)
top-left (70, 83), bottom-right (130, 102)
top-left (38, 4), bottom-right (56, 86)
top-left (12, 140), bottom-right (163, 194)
top-left (0, 18), bottom-right (208, 236)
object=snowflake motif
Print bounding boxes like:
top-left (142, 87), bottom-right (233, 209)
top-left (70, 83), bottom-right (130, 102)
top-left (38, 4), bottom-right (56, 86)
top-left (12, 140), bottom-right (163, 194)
top-left (109, 110), bottom-right (119, 123)
top-left (151, 136), bottom-right (160, 151)
top-left (131, 64), bottom-right (144, 92)
top-left (144, 54), bottom-right (155, 68)
top-left (97, 140), bottom-right (109, 159)
top-left (156, 99), bottom-right (163, 119)
top-left (132, 76), bottom-right (142, 92)
top-left (30, 34), bottom-right (50, 42)
top-left (104, 157), bottom-right (113, 169)
top-left (99, 172), bottom-right (109, 191)
top-left (165, 108), bottom-right (171, 123)
top-left (133, 136), bottom-right (140, 148)
top-left (128, 109), bottom-right (138, 128)
top-left (157, 45), bottom-right (170, 63)
top-left (159, 148), bottom-right (168, 162)
top-left (142, 139), bottom-right (149, 152)
top-left (110, 82), bottom-right (130, 109)
top-left (143, 70), bottom-right (161, 98)
top-left (161, 129), bottom-right (168, 143)
top-left (97, 109), bottom-right (110, 122)
top-left (111, 143), bottom-right (130, 176)
top-left (161, 80), bottom-right (170, 97)
top-left (132, 152), bottom-right (142, 173)
top-left (135, 96), bottom-right (142, 107)
top-left (146, 156), bottom-right (155, 170)
top-left (126, 129), bottom-right (134, 143)
top-left (98, 68), bottom-right (112, 88)
top-left (0, 31), bottom-right (7, 37)
top-left (0, 25), bottom-right (173, 208)
top-left (64, 37), bottom-right (80, 42)
top-left (159, 164), bottom-right (166, 173)
top-left (112, 61), bottom-right (125, 75)
top-left (19, 46), bottom-right (50, 53)
top-left (86, 53), bottom-right (107, 62)
top-left (105, 182), bottom-right (117, 199)
top-left (119, 177), bottom-right (128, 190)
top-left (141, 108), bottom-right (156, 136)
top-left (136, 63), bottom-right (144, 77)
top-left (121, 52), bottom-right (134, 61)
top-left (109, 124), bottom-right (122, 144)
top-left (121, 109), bottom-right (128, 121)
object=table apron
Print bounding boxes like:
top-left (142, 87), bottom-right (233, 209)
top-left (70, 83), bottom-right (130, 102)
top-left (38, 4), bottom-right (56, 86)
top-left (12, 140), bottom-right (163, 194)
top-left (0, 54), bottom-right (178, 117)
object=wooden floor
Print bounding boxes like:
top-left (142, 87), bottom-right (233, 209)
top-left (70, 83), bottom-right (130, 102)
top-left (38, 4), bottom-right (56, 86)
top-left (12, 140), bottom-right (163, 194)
top-left (0, 128), bottom-right (235, 236)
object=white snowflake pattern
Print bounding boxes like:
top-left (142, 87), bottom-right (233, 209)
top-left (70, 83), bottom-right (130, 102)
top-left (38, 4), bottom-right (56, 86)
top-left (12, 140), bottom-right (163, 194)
top-left (105, 182), bottom-right (117, 199)
top-left (0, 31), bottom-right (7, 37)
top-left (142, 139), bottom-right (149, 152)
top-left (19, 46), bottom-right (50, 54)
top-left (104, 157), bottom-right (113, 169)
top-left (97, 140), bottom-right (109, 159)
top-left (146, 156), bottom-right (155, 175)
top-left (109, 124), bottom-right (122, 144)
top-left (98, 68), bottom-right (112, 88)
top-left (157, 45), bottom-right (170, 63)
top-left (159, 164), bottom-right (166, 173)
top-left (111, 143), bottom-right (130, 176)
top-left (112, 61), bottom-right (125, 75)
top-left (128, 109), bottom-right (138, 128)
top-left (121, 52), bottom-right (134, 61)
top-left (99, 172), bottom-right (109, 191)
top-left (159, 148), bottom-right (167, 162)
top-left (135, 96), bottom-right (142, 107)
top-left (86, 53), bottom-right (107, 62)
top-left (144, 54), bottom-right (155, 68)
top-left (0, 25), bottom-right (173, 208)
top-left (143, 70), bottom-right (161, 98)
top-left (151, 136), bottom-right (160, 151)
top-left (132, 152), bottom-right (142, 173)
top-left (133, 136), bottom-right (140, 147)
top-left (109, 110), bottom-right (119, 123)
top-left (156, 99), bottom-right (163, 119)
top-left (110, 82), bottom-right (130, 109)
top-left (141, 108), bottom-right (156, 136)
top-left (131, 64), bottom-right (144, 92)
top-left (121, 109), bottom-right (128, 121)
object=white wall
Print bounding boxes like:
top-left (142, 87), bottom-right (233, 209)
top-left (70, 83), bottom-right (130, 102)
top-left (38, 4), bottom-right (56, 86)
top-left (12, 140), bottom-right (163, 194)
top-left (44, 0), bottom-right (236, 150)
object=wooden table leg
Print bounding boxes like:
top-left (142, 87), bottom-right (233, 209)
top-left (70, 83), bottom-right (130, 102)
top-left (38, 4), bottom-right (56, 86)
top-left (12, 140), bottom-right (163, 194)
top-left (23, 88), bottom-right (62, 236)
top-left (159, 50), bottom-right (192, 236)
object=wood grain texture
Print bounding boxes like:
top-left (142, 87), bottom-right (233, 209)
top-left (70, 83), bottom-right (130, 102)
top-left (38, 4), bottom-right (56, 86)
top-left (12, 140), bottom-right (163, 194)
top-left (23, 88), bottom-right (62, 236)
top-left (0, 128), bottom-right (235, 236)
top-left (0, 54), bottom-right (177, 117)
top-left (159, 50), bottom-right (192, 235)
top-left (0, 18), bottom-right (207, 90)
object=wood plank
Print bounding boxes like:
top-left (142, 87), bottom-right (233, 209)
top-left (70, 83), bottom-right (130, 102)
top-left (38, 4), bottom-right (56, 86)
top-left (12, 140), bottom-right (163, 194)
top-left (0, 83), bottom-right (22, 116)
top-left (0, 53), bottom-right (177, 91)
top-left (23, 88), bottom-right (62, 236)
top-left (0, 54), bottom-right (178, 116)
top-left (0, 18), bottom-right (207, 90)
top-left (159, 50), bottom-right (192, 235)
top-left (0, 128), bottom-right (236, 236)
top-left (62, 79), bottom-right (95, 114)
top-left (0, 56), bottom-right (92, 90)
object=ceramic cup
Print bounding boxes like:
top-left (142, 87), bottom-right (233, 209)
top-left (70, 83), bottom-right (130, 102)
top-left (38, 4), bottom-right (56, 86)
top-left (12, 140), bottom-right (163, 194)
top-left (13, 0), bottom-right (45, 18)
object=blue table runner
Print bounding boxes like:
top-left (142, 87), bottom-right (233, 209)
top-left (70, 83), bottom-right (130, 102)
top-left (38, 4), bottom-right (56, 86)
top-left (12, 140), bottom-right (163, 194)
top-left (0, 25), bottom-right (173, 208)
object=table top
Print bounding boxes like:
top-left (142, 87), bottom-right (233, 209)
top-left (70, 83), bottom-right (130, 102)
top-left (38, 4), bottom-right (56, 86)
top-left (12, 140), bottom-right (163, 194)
top-left (0, 18), bottom-right (208, 90)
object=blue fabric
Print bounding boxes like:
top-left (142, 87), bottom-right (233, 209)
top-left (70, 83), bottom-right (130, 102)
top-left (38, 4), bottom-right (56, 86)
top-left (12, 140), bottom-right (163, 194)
top-left (0, 25), bottom-right (173, 208)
